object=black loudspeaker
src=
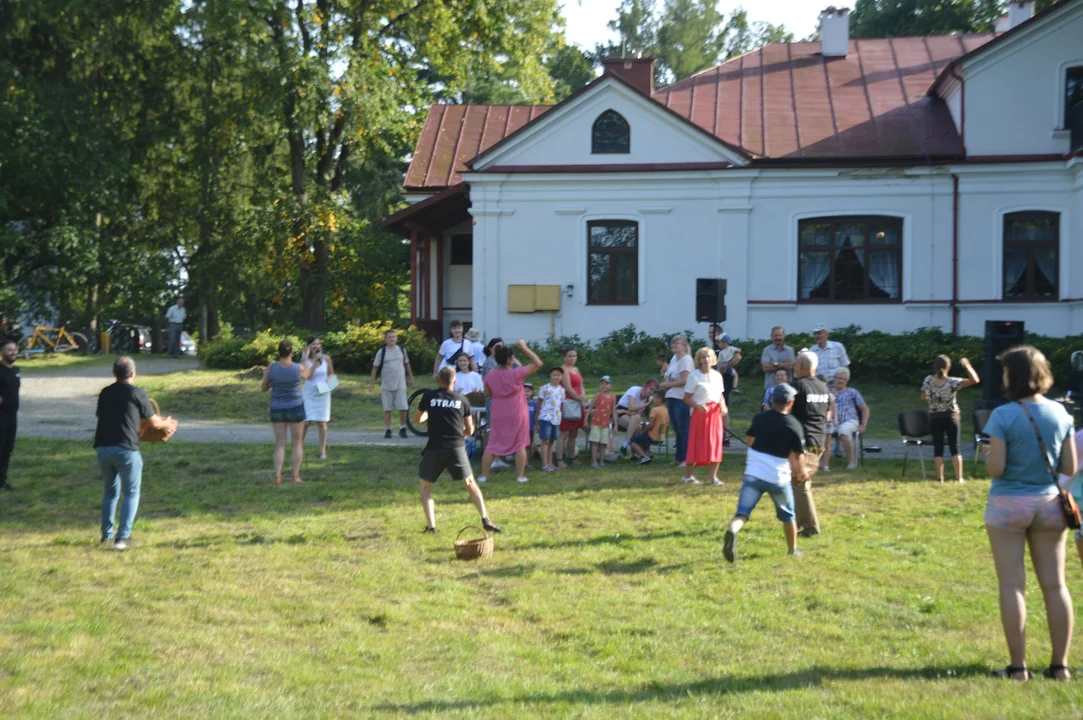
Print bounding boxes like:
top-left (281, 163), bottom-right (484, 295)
top-left (696, 278), bottom-right (726, 323)
top-left (981, 320), bottom-right (1025, 407)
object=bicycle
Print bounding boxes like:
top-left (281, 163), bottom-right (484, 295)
top-left (18, 325), bottom-right (90, 359)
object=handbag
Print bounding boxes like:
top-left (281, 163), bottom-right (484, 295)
top-left (1018, 402), bottom-right (1080, 530)
top-left (561, 398), bottom-right (582, 421)
top-left (139, 398), bottom-right (179, 443)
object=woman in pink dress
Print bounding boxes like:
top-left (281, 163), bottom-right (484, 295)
top-left (478, 340), bottom-right (543, 484)
top-left (555, 347), bottom-right (586, 469)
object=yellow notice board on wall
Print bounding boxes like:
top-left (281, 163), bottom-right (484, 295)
top-left (507, 285), bottom-right (562, 313)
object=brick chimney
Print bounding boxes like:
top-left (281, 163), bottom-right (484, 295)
top-left (819, 6), bottom-right (851, 58)
top-left (602, 58), bottom-right (655, 96)
top-left (1007, 0), bottom-right (1034, 29)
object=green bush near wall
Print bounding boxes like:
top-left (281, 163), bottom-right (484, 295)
top-left (199, 323), bottom-right (437, 375)
top-left (199, 322), bottom-right (1083, 387)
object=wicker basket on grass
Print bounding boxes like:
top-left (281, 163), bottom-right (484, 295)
top-left (454, 526), bottom-right (494, 560)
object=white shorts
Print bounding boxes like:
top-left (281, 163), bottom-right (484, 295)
top-left (836, 419), bottom-right (860, 437)
top-left (382, 388), bottom-right (408, 412)
top-left (589, 426), bottom-right (610, 445)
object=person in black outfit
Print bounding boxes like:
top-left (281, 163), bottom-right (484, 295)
top-left (414, 366), bottom-right (501, 534)
top-left (95, 357), bottom-right (157, 550)
top-left (789, 351), bottom-right (831, 537)
top-left (723, 383), bottom-right (809, 562)
top-left (0, 337), bottom-right (20, 491)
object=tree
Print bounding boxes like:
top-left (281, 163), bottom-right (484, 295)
top-left (547, 45), bottom-right (595, 101)
top-left (608, 0), bottom-right (657, 57)
top-left (261, 0), bottom-right (563, 330)
top-left (852, 0), bottom-right (986, 38)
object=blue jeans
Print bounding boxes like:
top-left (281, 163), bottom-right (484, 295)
top-left (167, 322), bottom-right (182, 356)
top-left (666, 398), bottom-right (691, 463)
top-left (736, 474), bottom-right (796, 522)
top-left (98, 447), bottom-right (143, 540)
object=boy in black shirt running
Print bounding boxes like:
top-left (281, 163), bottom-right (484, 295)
top-left (414, 366), bottom-right (501, 534)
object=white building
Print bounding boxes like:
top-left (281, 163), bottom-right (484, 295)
top-left (382, 0), bottom-right (1083, 341)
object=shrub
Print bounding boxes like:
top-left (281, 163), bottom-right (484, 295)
top-left (198, 323), bottom-right (437, 375)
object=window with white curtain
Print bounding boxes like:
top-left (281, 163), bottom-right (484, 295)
top-left (1003, 212), bottom-right (1059, 301)
top-left (797, 216), bottom-right (902, 303)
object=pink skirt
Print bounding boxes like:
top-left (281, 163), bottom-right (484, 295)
top-left (687, 402), bottom-right (723, 466)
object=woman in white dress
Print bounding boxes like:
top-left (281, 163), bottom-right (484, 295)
top-left (302, 335), bottom-right (335, 460)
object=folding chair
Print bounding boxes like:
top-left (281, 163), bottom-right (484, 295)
top-left (653, 425), bottom-right (670, 459)
top-left (898, 410), bottom-right (932, 478)
top-left (973, 408), bottom-right (992, 463)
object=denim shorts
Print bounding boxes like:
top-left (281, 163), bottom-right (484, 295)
top-left (270, 404), bottom-right (306, 424)
top-left (984, 493), bottom-right (1065, 534)
top-left (736, 474), bottom-right (796, 522)
top-left (538, 420), bottom-right (559, 442)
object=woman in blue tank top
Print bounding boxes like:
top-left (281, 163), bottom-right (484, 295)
top-left (261, 339), bottom-right (314, 485)
top-left (983, 346), bottom-right (1078, 681)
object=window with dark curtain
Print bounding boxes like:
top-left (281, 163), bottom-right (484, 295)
top-left (449, 234), bottom-right (472, 265)
top-left (587, 221), bottom-right (638, 305)
top-left (1066, 66), bottom-right (1083, 150)
top-left (797, 216), bottom-right (902, 303)
top-left (591, 110), bottom-right (630, 154)
top-left (1003, 211), bottom-right (1059, 301)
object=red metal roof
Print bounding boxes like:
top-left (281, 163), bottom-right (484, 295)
top-left (655, 35), bottom-right (996, 159)
top-left (402, 34), bottom-right (999, 190)
top-left (404, 104), bottom-right (552, 191)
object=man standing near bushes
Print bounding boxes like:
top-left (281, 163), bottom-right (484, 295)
top-left (370, 329), bottom-right (415, 439)
top-left (165, 298), bottom-right (186, 358)
top-left (790, 351), bottom-right (830, 538)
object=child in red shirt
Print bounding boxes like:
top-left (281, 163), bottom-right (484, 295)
top-left (589, 376), bottom-right (618, 469)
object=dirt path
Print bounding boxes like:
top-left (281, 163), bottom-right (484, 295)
top-left (17, 358), bottom-right (426, 448)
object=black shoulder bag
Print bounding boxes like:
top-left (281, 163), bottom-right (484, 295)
top-left (1018, 402), bottom-right (1080, 530)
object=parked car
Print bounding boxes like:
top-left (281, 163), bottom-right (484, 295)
top-left (179, 331), bottom-right (197, 356)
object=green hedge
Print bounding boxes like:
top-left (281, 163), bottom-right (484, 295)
top-left (199, 323), bottom-right (437, 374)
top-left (199, 322), bottom-right (1083, 387)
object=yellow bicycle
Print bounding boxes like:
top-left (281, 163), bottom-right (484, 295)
top-left (18, 325), bottom-right (90, 359)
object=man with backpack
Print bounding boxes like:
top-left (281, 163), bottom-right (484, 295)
top-left (370, 329), bottom-right (415, 439)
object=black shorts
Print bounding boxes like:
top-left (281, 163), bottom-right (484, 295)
top-left (418, 446), bottom-right (472, 483)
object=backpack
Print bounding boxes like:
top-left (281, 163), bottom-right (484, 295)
top-left (375, 345), bottom-right (409, 379)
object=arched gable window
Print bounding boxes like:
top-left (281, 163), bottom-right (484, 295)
top-left (1004, 211), bottom-right (1059, 301)
top-left (1066, 66), bottom-right (1083, 150)
top-left (592, 110), bottom-right (630, 154)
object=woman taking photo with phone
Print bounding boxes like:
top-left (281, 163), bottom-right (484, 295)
top-left (301, 335), bottom-right (335, 460)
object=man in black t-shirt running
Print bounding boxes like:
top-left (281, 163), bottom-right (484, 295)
top-left (414, 366), bottom-right (501, 534)
top-left (789, 351), bottom-right (831, 537)
top-left (723, 383), bottom-right (808, 563)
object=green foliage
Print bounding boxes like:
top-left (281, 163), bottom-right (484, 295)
top-left (532, 324), bottom-right (707, 377)
top-left (319, 322), bottom-right (436, 375)
top-left (546, 46), bottom-right (596, 101)
top-left (199, 322), bottom-right (437, 374)
top-left (850, 0), bottom-right (1014, 38)
top-left (730, 325), bottom-right (1083, 386)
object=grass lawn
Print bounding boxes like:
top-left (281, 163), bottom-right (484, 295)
top-left (137, 367), bottom-right (985, 439)
top-left (14, 352), bottom-right (114, 374)
top-left (3, 439), bottom-right (1083, 717)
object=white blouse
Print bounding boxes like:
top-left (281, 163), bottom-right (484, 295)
top-left (684, 369), bottom-right (725, 406)
top-left (455, 371), bottom-right (484, 395)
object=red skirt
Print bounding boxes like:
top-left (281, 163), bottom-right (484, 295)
top-left (687, 402), bottom-right (723, 466)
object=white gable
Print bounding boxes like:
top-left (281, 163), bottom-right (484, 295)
top-left (960, 0), bottom-right (1083, 156)
top-left (470, 77), bottom-right (749, 170)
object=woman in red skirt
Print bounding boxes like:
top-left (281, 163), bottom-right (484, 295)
top-left (683, 347), bottom-right (726, 485)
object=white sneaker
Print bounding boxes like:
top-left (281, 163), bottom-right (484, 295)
top-left (517, 476), bottom-right (529, 483)
top-left (683, 476), bottom-right (701, 485)
top-left (491, 459), bottom-right (510, 469)
top-left (846, 462), bottom-right (859, 470)
top-left (711, 477), bottom-right (723, 486)
top-left (476, 476), bottom-right (487, 484)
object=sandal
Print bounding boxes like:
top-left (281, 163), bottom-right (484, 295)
top-left (1042, 664), bottom-right (1071, 680)
top-left (992, 665), bottom-right (1031, 680)
top-left (292, 476), bottom-right (303, 484)
top-left (273, 476), bottom-right (282, 486)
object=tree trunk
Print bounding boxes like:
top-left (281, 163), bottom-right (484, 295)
top-left (199, 296), bottom-right (208, 342)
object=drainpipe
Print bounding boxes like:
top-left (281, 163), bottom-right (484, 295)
top-left (952, 174), bottom-right (960, 334)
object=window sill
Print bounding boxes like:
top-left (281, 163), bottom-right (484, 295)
top-left (586, 302), bottom-right (640, 307)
